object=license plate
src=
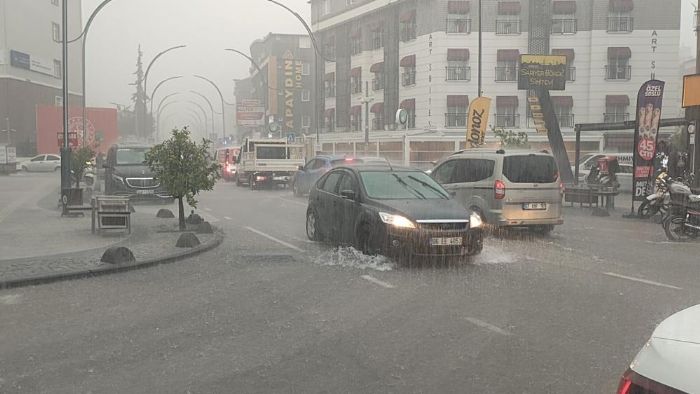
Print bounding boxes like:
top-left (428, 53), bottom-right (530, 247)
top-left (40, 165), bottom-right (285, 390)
top-left (273, 176), bottom-right (288, 181)
top-left (523, 202), bottom-right (547, 210)
top-left (136, 189), bottom-right (154, 194)
top-left (430, 237), bottom-right (463, 246)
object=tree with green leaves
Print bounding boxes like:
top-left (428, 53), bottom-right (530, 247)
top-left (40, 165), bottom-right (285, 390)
top-left (145, 127), bottom-right (221, 230)
top-left (70, 145), bottom-right (95, 188)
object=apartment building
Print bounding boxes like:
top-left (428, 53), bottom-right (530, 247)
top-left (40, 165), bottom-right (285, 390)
top-left (310, 0), bottom-right (682, 144)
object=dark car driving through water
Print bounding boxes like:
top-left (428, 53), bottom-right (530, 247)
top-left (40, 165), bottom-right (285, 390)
top-left (305, 165), bottom-right (483, 263)
top-left (103, 144), bottom-right (171, 200)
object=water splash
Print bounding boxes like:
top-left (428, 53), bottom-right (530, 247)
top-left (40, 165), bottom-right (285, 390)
top-left (472, 244), bottom-right (519, 265)
top-left (313, 246), bottom-right (395, 271)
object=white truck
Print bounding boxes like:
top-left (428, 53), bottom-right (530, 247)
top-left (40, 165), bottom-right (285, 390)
top-left (235, 138), bottom-right (306, 190)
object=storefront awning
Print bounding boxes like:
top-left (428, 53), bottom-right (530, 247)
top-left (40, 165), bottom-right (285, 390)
top-left (551, 96), bottom-right (573, 107)
top-left (447, 48), bottom-right (470, 61)
top-left (497, 49), bottom-right (520, 61)
top-left (400, 98), bottom-right (416, 109)
top-left (447, 1), bottom-right (470, 14)
top-left (551, 48), bottom-right (575, 62)
top-left (351, 105), bottom-right (362, 115)
top-left (606, 95), bottom-right (630, 106)
top-left (609, 0), bottom-right (634, 12)
top-left (370, 102), bottom-right (384, 113)
top-left (552, 1), bottom-right (576, 14)
top-left (608, 47), bottom-right (631, 58)
top-left (496, 96), bottom-right (519, 107)
top-left (370, 62), bottom-right (384, 73)
top-left (447, 95), bottom-right (469, 107)
top-left (400, 55), bottom-right (416, 67)
top-left (350, 67), bottom-right (362, 77)
top-left (325, 108), bottom-right (335, 117)
top-left (498, 1), bottom-right (521, 15)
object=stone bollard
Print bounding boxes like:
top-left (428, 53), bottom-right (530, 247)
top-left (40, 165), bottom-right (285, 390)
top-left (156, 208), bottom-right (175, 218)
top-left (176, 232), bottom-right (201, 248)
top-left (101, 246), bottom-right (136, 264)
top-left (197, 221), bottom-right (214, 234)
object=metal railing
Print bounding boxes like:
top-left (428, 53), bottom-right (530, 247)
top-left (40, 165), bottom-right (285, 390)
top-left (446, 66), bottom-right (471, 81)
top-left (603, 113), bottom-right (630, 123)
top-left (496, 19), bottom-right (521, 35)
top-left (402, 71), bottom-right (416, 86)
top-left (372, 36), bottom-right (382, 50)
top-left (605, 65), bottom-right (632, 80)
top-left (445, 113), bottom-right (467, 128)
top-left (495, 114), bottom-right (520, 128)
top-left (372, 78), bottom-right (384, 91)
top-left (566, 67), bottom-right (576, 81)
top-left (607, 16), bottom-right (634, 32)
top-left (446, 17), bottom-right (471, 33)
top-left (551, 19), bottom-right (577, 34)
top-left (495, 66), bottom-right (518, 82)
top-left (351, 40), bottom-right (362, 56)
top-left (557, 114), bottom-right (575, 128)
top-left (372, 118), bottom-right (384, 130)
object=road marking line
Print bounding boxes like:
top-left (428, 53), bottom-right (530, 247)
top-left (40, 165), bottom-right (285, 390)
top-left (224, 216), bottom-right (232, 220)
top-left (287, 235), bottom-right (315, 244)
top-left (0, 294), bottom-right (22, 305)
top-left (278, 196), bottom-right (308, 207)
top-left (199, 212), bottom-right (219, 223)
top-left (464, 317), bottom-right (511, 336)
top-left (361, 275), bottom-right (396, 289)
top-left (245, 226), bottom-right (305, 252)
top-left (603, 272), bottom-right (682, 290)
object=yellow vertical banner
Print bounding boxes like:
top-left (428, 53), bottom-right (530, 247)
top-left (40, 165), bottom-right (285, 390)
top-left (466, 97), bottom-right (491, 147)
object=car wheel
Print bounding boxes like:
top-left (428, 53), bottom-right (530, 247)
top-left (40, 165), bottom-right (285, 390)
top-left (21, 166), bottom-right (28, 172)
top-left (664, 215), bottom-right (691, 242)
top-left (293, 181), bottom-right (303, 197)
top-left (54, 166), bottom-right (61, 172)
top-left (235, 175), bottom-right (242, 187)
top-left (249, 175), bottom-right (257, 190)
top-left (355, 223), bottom-right (377, 255)
top-left (306, 208), bottom-right (322, 241)
top-left (532, 225), bottom-right (554, 235)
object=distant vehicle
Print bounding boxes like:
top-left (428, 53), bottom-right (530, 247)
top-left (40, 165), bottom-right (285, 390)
top-left (291, 155), bottom-right (389, 196)
top-left (236, 138), bottom-right (306, 190)
top-left (103, 144), bottom-right (170, 200)
top-left (214, 147), bottom-right (240, 182)
top-left (431, 149), bottom-right (563, 234)
top-left (617, 304), bottom-right (700, 394)
top-left (20, 154), bottom-right (61, 172)
top-left (577, 160), bottom-right (633, 193)
top-left (305, 165), bottom-right (483, 262)
top-left (572, 152), bottom-right (632, 178)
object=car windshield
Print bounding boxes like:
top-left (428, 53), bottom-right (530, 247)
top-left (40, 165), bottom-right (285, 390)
top-left (360, 171), bottom-right (449, 199)
top-left (503, 155), bottom-right (558, 183)
top-left (116, 148), bottom-right (149, 165)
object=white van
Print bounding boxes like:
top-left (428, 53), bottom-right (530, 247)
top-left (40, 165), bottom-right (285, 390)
top-left (431, 149), bottom-right (563, 233)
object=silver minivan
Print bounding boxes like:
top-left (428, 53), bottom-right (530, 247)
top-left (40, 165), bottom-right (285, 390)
top-left (431, 149), bottom-right (563, 233)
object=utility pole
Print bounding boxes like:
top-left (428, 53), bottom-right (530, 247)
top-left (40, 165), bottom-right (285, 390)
top-left (361, 81), bottom-right (374, 156)
top-left (478, 0), bottom-right (482, 97)
top-left (695, 2), bottom-right (700, 185)
top-left (2, 118), bottom-right (16, 145)
top-left (60, 0), bottom-right (70, 215)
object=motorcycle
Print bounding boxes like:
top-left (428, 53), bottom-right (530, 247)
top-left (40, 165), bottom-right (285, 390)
top-left (662, 177), bottom-right (700, 241)
top-left (638, 180), bottom-right (669, 218)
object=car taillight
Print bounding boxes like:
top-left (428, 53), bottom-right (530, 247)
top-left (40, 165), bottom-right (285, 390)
top-left (617, 375), bottom-right (633, 394)
top-left (553, 171), bottom-right (559, 181)
top-left (494, 180), bottom-right (506, 200)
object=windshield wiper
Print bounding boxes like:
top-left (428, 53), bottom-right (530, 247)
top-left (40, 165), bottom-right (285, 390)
top-left (406, 175), bottom-right (449, 199)
top-left (392, 174), bottom-right (426, 199)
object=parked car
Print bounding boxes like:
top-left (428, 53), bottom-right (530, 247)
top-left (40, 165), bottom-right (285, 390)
top-left (20, 154), bottom-right (61, 172)
top-left (577, 162), bottom-right (633, 193)
top-left (617, 304), bottom-right (700, 394)
top-left (305, 165), bottom-right (483, 262)
top-left (430, 149), bottom-right (563, 233)
top-left (291, 155), bottom-right (388, 196)
top-left (103, 144), bottom-right (170, 200)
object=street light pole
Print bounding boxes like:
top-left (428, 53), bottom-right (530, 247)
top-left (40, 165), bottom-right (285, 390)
top-left (190, 91), bottom-right (218, 138)
top-left (478, 0), bottom-right (482, 97)
top-left (361, 81), bottom-right (374, 156)
top-left (194, 75), bottom-right (230, 140)
top-left (186, 100), bottom-right (210, 136)
top-left (224, 48), bottom-right (275, 135)
top-left (60, 0), bottom-right (70, 214)
top-left (139, 44), bottom-right (186, 137)
top-left (148, 76), bottom-right (182, 135)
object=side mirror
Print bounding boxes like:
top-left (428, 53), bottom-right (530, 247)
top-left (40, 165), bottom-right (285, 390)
top-left (298, 165), bottom-right (305, 171)
top-left (340, 190), bottom-right (356, 201)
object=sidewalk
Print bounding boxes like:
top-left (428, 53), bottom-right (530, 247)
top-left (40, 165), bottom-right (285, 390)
top-left (0, 185), bottom-right (222, 288)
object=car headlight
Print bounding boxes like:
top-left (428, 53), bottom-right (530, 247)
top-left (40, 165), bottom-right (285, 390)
top-left (112, 174), bottom-right (124, 184)
top-left (378, 212), bottom-right (416, 229)
top-left (470, 212), bottom-right (483, 228)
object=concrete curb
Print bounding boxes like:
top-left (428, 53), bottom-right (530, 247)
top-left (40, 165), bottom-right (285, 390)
top-left (0, 229), bottom-right (224, 290)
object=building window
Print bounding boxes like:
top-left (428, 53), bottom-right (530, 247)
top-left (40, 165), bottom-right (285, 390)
top-left (446, 1), bottom-right (471, 33)
top-left (496, 1), bottom-right (521, 35)
top-left (351, 106), bottom-right (362, 131)
top-left (495, 50), bottom-right (519, 82)
top-left (302, 115), bottom-right (312, 128)
top-left (325, 109), bottom-right (335, 132)
top-left (446, 95), bottom-right (468, 128)
top-left (551, 1), bottom-right (577, 34)
top-left (552, 49), bottom-right (576, 81)
top-left (604, 95), bottom-right (630, 123)
top-left (371, 27), bottom-right (383, 50)
top-left (52, 22), bottom-right (61, 42)
top-left (301, 63), bottom-right (311, 75)
top-left (324, 37), bottom-right (335, 59)
top-left (319, 0), bottom-right (330, 16)
top-left (302, 89), bottom-right (311, 102)
top-left (53, 59), bottom-right (62, 78)
top-left (51, 0), bottom-right (59, 6)
top-left (371, 102), bottom-right (384, 130)
top-left (400, 55), bottom-right (416, 86)
top-left (607, 0), bottom-right (634, 32)
top-left (495, 96), bottom-right (519, 128)
top-left (324, 73), bottom-right (336, 97)
top-left (552, 96), bottom-right (574, 128)
top-left (606, 47), bottom-right (631, 80)
top-left (400, 99), bottom-right (416, 129)
top-left (351, 31), bottom-right (362, 55)
top-left (446, 49), bottom-right (470, 81)
top-left (351, 68), bottom-right (362, 94)
top-left (400, 11), bottom-right (417, 42)
top-left (371, 62), bottom-right (384, 90)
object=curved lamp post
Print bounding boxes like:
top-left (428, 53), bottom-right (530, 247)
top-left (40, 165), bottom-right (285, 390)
top-left (224, 48), bottom-right (275, 133)
top-left (186, 100), bottom-right (210, 136)
top-left (149, 76), bottom-right (182, 122)
top-left (189, 91), bottom-right (217, 137)
top-left (194, 74), bottom-right (230, 139)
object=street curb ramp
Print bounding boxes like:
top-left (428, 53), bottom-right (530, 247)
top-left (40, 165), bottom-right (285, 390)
top-left (0, 229), bottom-right (224, 290)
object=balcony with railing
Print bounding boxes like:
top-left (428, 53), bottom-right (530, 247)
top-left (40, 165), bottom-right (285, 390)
top-left (446, 66), bottom-right (471, 81)
top-left (605, 65), bottom-right (632, 81)
top-left (372, 78), bottom-right (384, 91)
top-left (495, 66), bottom-right (518, 82)
top-left (603, 113), bottom-right (630, 123)
top-left (495, 114), bottom-right (520, 128)
top-left (445, 113), bottom-right (467, 128)
top-left (496, 19), bottom-right (521, 35)
top-left (551, 18), bottom-right (577, 34)
top-left (446, 17), bottom-right (471, 33)
top-left (557, 114), bottom-right (575, 128)
top-left (402, 71), bottom-right (416, 86)
top-left (607, 16), bottom-right (633, 32)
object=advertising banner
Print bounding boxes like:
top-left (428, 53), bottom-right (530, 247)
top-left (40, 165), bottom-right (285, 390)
top-left (36, 106), bottom-right (119, 154)
top-left (466, 97), bottom-right (491, 147)
top-left (236, 99), bottom-right (265, 127)
top-left (518, 55), bottom-right (567, 91)
top-left (632, 80), bottom-right (665, 201)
